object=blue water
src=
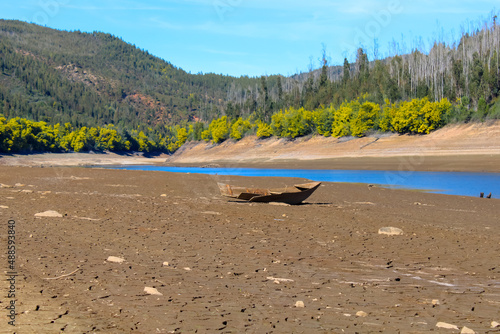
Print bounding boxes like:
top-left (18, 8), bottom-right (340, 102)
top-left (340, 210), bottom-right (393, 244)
top-left (108, 166), bottom-right (500, 198)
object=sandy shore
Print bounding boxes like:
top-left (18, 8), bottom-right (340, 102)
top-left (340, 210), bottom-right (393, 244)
top-left (166, 121), bottom-right (500, 173)
top-left (1, 165), bottom-right (499, 333)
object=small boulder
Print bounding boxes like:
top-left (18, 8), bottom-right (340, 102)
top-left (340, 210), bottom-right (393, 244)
top-left (491, 321), bottom-right (500, 328)
top-left (106, 256), bottom-right (125, 264)
top-left (356, 311), bottom-right (368, 317)
top-left (144, 287), bottom-right (163, 296)
top-left (295, 301), bottom-right (305, 308)
top-left (378, 227), bottom-right (403, 236)
top-left (436, 322), bottom-right (459, 330)
top-left (461, 326), bottom-right (475, 334)
top-left (35, 210), bottom-right (63, 218)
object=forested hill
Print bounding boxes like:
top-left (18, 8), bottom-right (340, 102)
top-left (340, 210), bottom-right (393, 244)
top-left (0, 19), bottom-right (262, 129)
top-left (1, 15), bottom-right (500, 154)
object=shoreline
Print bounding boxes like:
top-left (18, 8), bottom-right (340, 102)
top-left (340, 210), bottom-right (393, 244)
top-left (2, 121), bottom-right (500, 172)
top-left (165, 153), bottom-right (500, 173)
top-left (2, 151), bottom-right (500, 173)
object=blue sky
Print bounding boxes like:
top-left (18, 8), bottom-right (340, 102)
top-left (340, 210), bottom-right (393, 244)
top-left (2, 0), bottom-right (498, 77)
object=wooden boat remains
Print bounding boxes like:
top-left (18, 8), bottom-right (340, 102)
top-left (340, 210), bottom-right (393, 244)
top-left (217, 181), bottom-right (321, 205)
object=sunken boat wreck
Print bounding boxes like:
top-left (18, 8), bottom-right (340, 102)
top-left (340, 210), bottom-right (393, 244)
top-left (218, 181), bottom-right (321, 205)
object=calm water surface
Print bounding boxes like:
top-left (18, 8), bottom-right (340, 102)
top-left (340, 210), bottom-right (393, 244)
top-left (109, 166), bottom-right (500, 198)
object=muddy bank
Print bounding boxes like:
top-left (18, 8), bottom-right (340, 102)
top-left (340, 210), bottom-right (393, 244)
top-left (1, 165), bottom-right (499, 333)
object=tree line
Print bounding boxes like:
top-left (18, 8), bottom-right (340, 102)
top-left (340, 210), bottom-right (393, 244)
top-left (1, 96), bottom-right (476, 153)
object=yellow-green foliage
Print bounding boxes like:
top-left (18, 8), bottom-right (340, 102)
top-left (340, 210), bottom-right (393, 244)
top-left (271, 107), bottom-right (315, 138)
top-left (350, 102), bottom-right (380, 137)
top-left (0, 115), bottom-right (180, 153)
top-left (201, 129), bottom-right (211, 142)
top-left (256, 121), bottom-right (272, 138)
top-left (230, 117), bottom-right (251, 140)
top-left (313, 106), bottom-right (334, 137)
top-left (208, 116), bottom-right (229, 143)
top-left (331, 101), bottom-right (358, 137)
top-left (387, 97), bottom-right (450, 134)
top-left (0, 117), bottom-right (60, 152)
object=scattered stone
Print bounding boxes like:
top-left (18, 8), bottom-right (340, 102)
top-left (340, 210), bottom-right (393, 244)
top-left (356, 311), bottom-right (368, 317)
top-left (162, 261), bottom-right (169, 267)
top-left (160, 194), bottom-right (167, 197)
top-left (201, 211), bottom-right (221, 215)
top-left (269, 202), bottom-right (290, 206)
top-left (15, 183), bottom-right (25, 187)
top-left (436, 322), bottom-right (459, 330)
top-left (432, 299), bottom-right (440, 305)
top-left (144, 287), bottom-right (163, 296)
top-left (266, 276), bottom-right (294, 283)
top-left (295, 301), bottom-right (305, 308)
top-left (343, 313), bottom-right (352, 317)
top-left (106, 256), bottom-right (125, 264)
top-left (35, 210), bottom-right (63, 218)
top-left (183, 267), bottom-right (192, 271)
top-left (461, 326), bottom-right (475, 334)
top-left (491, 321), bottom-right (500, 328)
top-left (378, 227), bottom-right (404, 236)
top-left (0, 205), bottom-right (8, 209)
top-left (73, 216), bottom-right (100, 221)
top-left (1, 183), bottom-right (13, 188)
top-left (21, 189), bottom-right (34, 193)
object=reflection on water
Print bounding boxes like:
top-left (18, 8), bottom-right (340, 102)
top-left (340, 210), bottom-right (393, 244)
top-left (108, 166), bottom-right (499, 198)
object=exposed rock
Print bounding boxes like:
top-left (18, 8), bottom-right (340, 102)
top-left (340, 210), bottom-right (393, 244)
top-left (21, 189), bottom-right (34, 193)
top-left (266, 276), bottom-right (294, 283)
top-left (144, 287), bottom-right (163, 296)
top-left (436, 322), bottom-right (459, 330)
top-left (295, 301), bottom-right (305, 308)
top-left (461, 326), bottom-right (475, 334)
top-left (491, 321), bottom-right (500, 328)
top-left (1, 183), bottom-right (13, 188)
top-left (356, 311), bottom-right (368, 317)
top-left (106, 256), bottom-right (125, 263)
top-left (35, 210), bottom-right (63, 218)
top-left (378, 227), bottom-right (404, 236)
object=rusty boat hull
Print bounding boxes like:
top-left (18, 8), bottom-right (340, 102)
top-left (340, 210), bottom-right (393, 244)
top-left (217, 181), bottom-right (321, 205)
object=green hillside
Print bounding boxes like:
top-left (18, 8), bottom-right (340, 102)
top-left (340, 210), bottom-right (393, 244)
top-left (1, 15), bottom-right (500, 154)
top-left (0, 19), bottom-right (260, 129)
